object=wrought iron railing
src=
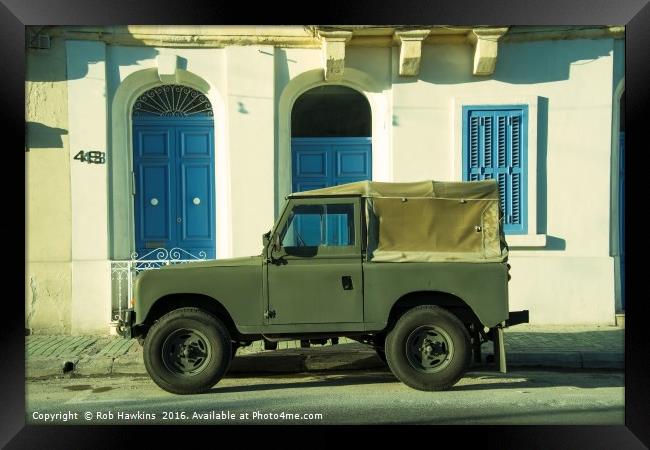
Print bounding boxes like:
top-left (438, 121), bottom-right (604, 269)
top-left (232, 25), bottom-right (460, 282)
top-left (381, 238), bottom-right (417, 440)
top-left (110, 248), bottom-right (208, 322)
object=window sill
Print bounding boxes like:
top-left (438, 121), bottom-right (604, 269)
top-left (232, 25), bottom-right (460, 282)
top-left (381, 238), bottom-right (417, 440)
top-left (506, 234), bottom-right (547, 248)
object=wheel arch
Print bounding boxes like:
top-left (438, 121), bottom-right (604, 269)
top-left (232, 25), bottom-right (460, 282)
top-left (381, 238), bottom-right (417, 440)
top-left (387, 291), bottom-right (482, 332)
top-left (137, 293), bottom-right (241, 340)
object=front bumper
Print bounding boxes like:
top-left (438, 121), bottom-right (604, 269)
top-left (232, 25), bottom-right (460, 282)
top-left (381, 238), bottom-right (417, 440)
top-left (116, 309), bottom-right (135, 339)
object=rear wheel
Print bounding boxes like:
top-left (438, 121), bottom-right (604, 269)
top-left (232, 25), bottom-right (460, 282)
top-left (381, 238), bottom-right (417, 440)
top-left (385, 305), bottom-right (470, 391)
top-left (143, 307), bottom-right (232, 395)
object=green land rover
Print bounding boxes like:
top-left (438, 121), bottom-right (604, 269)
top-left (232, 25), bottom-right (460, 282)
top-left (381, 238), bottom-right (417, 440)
top-left (117, 179), bottom-right (529, 394)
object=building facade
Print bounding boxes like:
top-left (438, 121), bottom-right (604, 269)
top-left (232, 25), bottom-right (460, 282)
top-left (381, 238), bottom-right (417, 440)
top-left (25, 25), bottom-right (625, 334)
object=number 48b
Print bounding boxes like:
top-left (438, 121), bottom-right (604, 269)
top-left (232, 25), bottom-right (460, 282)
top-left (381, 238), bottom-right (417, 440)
top-left (74, 151), bottom-right (106, 164)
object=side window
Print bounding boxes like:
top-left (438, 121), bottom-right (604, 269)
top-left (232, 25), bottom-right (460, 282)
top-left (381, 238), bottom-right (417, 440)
top-left (281, 203), bottom-right (355, 247)
top-left (462, 105), bottom-right (528, 234)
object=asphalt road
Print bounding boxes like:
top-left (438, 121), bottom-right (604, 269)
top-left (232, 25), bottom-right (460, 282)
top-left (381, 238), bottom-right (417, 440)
top-left (26, 369), bottom-right (624, 425)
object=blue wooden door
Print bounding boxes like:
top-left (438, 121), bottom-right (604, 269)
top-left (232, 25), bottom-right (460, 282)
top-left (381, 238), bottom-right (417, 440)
top-left (292, 137), bottom-right (371, 245)
top-left (133, 119), bottom-right (216, 259)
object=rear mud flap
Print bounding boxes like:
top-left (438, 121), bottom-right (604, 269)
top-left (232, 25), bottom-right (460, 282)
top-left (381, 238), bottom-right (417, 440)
top-left (493, 326), bottom-right (507, 373)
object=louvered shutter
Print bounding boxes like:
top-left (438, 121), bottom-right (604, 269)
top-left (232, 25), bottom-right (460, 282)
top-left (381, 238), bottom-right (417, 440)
top-left (463, 107), bottom-right (527, 234)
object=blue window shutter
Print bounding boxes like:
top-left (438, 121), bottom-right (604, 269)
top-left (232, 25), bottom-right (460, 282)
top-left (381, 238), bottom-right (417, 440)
top-left (463, 106), bottom-right (527, 234)
top-left (509, 114), bottom-right (523, 231)
top-left (483, 116), bottom-right (493, 180)
top-left (468, 116), bottom-right (480, 181)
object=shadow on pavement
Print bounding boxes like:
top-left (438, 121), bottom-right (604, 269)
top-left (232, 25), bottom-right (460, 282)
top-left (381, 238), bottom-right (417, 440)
top-left (212, 367), bottom-right (623, 394)
top-left (382, 405), bottom-right (624, 425)
top-left (451, 370), bottom-right (623, 391)
top-left (212, 371), bottom-right (396, 394)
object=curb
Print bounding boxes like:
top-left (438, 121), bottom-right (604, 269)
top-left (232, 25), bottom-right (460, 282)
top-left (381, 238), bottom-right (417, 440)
top-left (26, 350), bottom-right (385, 379)
top-left (25, 349), bottom-right (623, 380)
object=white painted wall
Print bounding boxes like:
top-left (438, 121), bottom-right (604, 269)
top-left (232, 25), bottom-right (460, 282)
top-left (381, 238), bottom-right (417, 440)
top-left (389, 38), bottom-right (617, 323)
top-left (225, 46), bottom-right (276, 256)
top-left (26, 36), bottom-right (73, 334)
top-left (57, 36), bottom-right (620, 329)
top-left (66, 40), bottom-right (112, 334)
top-left (507, 255), bottom-right (614, 324)
top-left (393, 39), bottom-right (614, 253)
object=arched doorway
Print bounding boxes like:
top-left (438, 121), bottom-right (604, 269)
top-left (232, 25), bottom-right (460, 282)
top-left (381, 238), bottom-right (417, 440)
top-left (131, 84), bottom-right (216, 259)
top-left (289, 85), bottom-right (372, 248)
top-left (291, 85), bottom-right (372, 193)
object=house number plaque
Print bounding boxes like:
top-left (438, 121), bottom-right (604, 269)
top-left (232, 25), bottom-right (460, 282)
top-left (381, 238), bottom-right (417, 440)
top-left (74, 150), bottom-right (106, 164)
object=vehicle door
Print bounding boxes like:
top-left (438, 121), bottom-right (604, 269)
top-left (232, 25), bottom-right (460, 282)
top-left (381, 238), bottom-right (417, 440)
top-left (267, 197), bottom-right (363, 325)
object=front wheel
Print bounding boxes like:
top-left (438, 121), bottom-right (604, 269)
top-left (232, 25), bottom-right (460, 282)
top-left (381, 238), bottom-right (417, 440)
top-left (143, 307), bottom-right (232, 395)
top-left (385, 305), bottom-right (470, 391)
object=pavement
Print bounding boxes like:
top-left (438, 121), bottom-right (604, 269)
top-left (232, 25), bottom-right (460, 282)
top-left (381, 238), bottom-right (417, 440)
top-left (25, 324), bottom-right (624, 379)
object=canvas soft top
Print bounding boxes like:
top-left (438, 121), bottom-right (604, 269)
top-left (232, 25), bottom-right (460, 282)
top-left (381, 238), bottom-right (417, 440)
top-left (288, 180), bottom-right (498, 200)
top-left (290, 180), bottom-right (509, 263)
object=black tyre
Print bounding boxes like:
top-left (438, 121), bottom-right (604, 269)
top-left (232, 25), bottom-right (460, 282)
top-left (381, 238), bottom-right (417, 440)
top-left (385, 305), bottom-right (470, 391)
top-left (143, 307), bottom-right (232, 395)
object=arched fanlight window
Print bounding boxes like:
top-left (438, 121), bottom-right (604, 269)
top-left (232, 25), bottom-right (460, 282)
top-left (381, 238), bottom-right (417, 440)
top-left (292, 85), bottom-right (370, 137)
top-left (133, 84), bottom-right (213, 117)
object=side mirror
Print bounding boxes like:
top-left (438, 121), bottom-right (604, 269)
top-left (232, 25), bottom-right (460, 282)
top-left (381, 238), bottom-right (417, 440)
top-left (262, 231), bottom-right (270, 247)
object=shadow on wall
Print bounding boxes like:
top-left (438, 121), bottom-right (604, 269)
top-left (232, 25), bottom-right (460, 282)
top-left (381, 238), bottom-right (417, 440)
top-left (510, 237), bottom-right (566, 251)
top-left (95, 47), bottom-right (161, 102)
top-left (493, 39), bottom-right (613, 84)
top-left (544, 236), bottom-right (566, 250)
top-left (26, 121), bottom-right (68, 149)
top-left (26, 40), bottom-right (160, 82)
top-left (531, 96), bottom-right (565, 251)
top-left (537, 96), bottom-right (549, 235)
top-left (87, 46), bottom-right (161, 106)
top-left (403, 39), bottom-right (612, 85)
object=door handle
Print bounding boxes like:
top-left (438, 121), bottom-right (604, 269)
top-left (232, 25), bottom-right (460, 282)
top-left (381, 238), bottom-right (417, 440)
top-left (341, 276), bottom-right (353, 290)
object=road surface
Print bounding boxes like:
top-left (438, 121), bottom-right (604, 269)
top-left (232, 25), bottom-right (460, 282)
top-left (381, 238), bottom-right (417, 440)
top-left (26, 368), bottom-right (624, 425)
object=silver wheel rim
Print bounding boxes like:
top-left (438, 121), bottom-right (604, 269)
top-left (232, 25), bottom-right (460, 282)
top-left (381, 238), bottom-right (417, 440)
top-left (405, 325), bottom-right (454, 373)
top-left (161, 328), bottom-right (212, 376)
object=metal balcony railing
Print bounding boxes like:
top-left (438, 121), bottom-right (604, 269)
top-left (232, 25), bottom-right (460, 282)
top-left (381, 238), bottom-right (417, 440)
top-left (110, 248), bottom-right (207, 322)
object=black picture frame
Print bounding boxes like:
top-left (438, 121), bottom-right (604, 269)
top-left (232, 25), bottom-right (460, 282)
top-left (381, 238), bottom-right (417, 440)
top-left (8, 0), bottom-right (648, 447)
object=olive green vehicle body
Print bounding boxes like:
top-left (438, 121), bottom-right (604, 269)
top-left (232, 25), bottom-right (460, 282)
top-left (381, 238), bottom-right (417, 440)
top-left (130, 194), bottom-right (510, 340)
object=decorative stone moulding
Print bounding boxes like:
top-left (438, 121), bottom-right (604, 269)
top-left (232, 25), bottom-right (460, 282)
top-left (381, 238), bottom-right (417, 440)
top-left (467, 27), bottom-right (509, 76)
top-left (156, 54), bottom-right (180, 84)
top-left (317, 30), bottom-right (353, 81)
top-left (394, 29), bottom-right (431, 77)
